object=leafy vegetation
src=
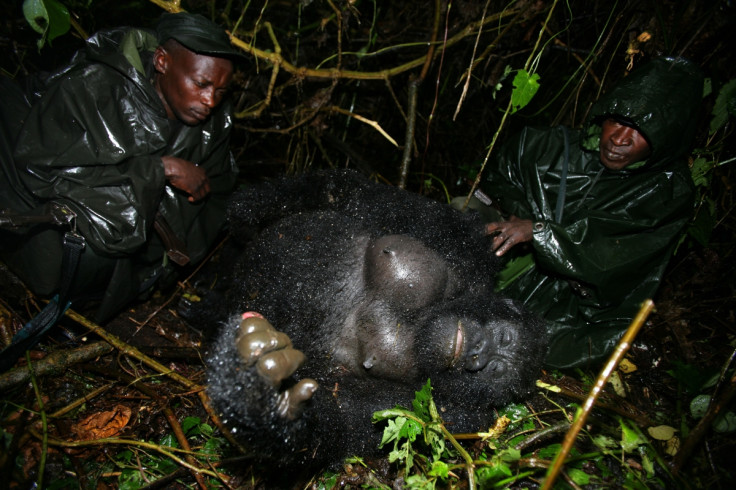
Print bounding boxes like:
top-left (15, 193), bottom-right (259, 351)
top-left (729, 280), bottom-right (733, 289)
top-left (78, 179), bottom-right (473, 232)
top-left (1, 0), bottom-right (735, 488)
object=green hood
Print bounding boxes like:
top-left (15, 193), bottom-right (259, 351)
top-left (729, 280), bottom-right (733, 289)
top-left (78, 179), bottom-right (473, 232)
top-left (482, 57), bottom-right (703, 368)
top-left (588, 57), bottom-right (704, 168)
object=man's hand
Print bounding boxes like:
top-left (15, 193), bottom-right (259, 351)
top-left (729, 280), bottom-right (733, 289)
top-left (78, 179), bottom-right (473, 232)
top-left (485, 215), bottom-right (534, 256)
top-left (162, 156), bottom-right (211, 202)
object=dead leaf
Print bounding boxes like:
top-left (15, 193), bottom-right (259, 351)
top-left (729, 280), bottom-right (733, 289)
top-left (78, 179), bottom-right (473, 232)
top-left (619, 358), bottom-right (637, 373)
top-left (647, 424), bottom-right (677, 440)
top-left (71, 405), bottom-right (132, 440)
top-left (665, 435), bottom-right (681, 456)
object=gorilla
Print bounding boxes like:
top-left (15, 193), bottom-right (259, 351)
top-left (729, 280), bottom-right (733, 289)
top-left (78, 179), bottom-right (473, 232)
top-left (203, 169), bottom-right (547, 469)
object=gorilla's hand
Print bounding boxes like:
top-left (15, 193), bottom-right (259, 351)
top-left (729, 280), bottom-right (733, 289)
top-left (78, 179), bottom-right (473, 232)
top-left (236, 313), bottom-right (318, 420)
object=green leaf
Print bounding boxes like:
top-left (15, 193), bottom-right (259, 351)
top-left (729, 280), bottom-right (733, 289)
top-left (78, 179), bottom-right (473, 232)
top-left (159, 433), bottom-right (178, 448)
top-left (620, 419), bottom-right (645, 452)
top-left (372, 406), bottom-right (415, 423)
top-left (687, 199), bottom-right (716, 247)
top-left (399, 418), bottom-right (422, 443)
top-left (499, 447), bottom-right (521, 462)
top-left (428, 460), bottom-right (449, 479)
top-left (22, 0), bottom-right (70, 49)
top-left (118, 469), bottom-right (144, 490)
top-left (690, 156), bottom-right (711, 188)
top-left (22, 0), bottom-right (49, 35)
top-left (537, 443), bottom-right (562, 459)
top-left (44, 0), bottom-right (70, 43)
top-left (315, 471), bottom-right (339, 490)
top-left (182, 416), bottom-right (201, 436)
top-left (690, 394), bottom-right (711, 419)
top-left (640, 449), bottom-right (655, 478)
top-left (713, 411), bottom-right (736, 433)
top-left (710, 78), bottom-right (736, 135)
top-left (201, 436), bottom-right (225, 456)
top-left (568, 468), bottom-right (591, 485)
top-left (404, 473), bottom-right (433, 489)
top-left (510, 69), bottom-right (540, 114)
top-left (412, 379), bottom-right (434, 422)
top-left (115, 449), bottom-right (134, 464)
top-left (379, 417), bottom-right (406, 447)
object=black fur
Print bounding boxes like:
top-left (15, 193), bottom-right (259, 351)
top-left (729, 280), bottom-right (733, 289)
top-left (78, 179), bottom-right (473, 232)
top-left (204, 169), bottom-right (547, 468)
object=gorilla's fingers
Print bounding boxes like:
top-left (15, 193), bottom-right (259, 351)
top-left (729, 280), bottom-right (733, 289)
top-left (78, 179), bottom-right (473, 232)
top-left (237, 329), bottom-right (292, 366)
top-left (256, 347), bottom-right (306, 386)
top-left (276, 378), bottom-right (319, 420)
top-left (238, 315), bottom-right (275, 337)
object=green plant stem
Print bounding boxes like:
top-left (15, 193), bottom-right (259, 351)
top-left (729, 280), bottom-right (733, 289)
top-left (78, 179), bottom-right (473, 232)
top-left (439, 423), bottom-right (476, 490)
top-left (463, 0), bottom-right (560, 210)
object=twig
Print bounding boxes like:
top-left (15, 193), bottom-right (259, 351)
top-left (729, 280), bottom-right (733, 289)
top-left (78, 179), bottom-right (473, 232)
top-left (535, 374), bottom-right (653, 427)
top-left (514, 420), bottom-right (571, 452)
top-left (82, 363), bottom-right (212, 488)
top-left (454, 0), bottom-right (491, 120)
top-left (323, 105), bottom-right (398, 147)
top-left (0, 341), bottom-right (113, 391)
top-left (27, 428), bottom-right (224, 479)
top-left (63, 309), bottom-right (246, 454)
top-left (226, 11), bottom-right (521, 82)
top-left (542, 299), bottom-right (655, 490)
top-left (398, 78), bottom-right (420, 190)
top-left (26, 352), bottom-right (48, 490)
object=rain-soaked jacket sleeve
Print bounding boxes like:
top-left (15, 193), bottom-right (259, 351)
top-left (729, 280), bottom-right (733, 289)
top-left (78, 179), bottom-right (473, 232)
top-left (485, 126), bottom-right (693, 306)
top-left (13, 68), bottom-right (167, 256)
top-left (158, 107), bottom-right (238, 263)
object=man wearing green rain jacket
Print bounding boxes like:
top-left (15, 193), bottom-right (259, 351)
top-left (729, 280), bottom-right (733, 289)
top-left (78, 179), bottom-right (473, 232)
top-left (481, 57), bottom-right (703, 369)
top-left (0, 13), bottom-right (242, 323)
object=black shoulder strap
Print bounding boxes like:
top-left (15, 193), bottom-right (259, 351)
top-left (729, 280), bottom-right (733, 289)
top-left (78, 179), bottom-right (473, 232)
top-left (0, 231), bottom-right (85, 372)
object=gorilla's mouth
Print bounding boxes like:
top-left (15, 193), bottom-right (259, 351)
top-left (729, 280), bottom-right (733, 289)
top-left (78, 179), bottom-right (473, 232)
top-left (450, 320), bottom-right (464, 367)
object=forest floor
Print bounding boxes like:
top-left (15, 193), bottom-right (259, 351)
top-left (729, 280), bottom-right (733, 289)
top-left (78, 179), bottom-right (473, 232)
top-left (1, 239), bottom-right (734, 489)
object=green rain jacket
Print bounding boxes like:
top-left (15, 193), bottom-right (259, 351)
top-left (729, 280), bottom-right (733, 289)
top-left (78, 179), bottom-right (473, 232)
top-left (482, 57), bottom-right (703, 368)
top-left (0, 27), bottom-right (238, 319)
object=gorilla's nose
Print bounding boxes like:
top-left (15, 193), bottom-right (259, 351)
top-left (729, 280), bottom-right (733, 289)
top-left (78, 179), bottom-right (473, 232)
top-left (464, 335), bottom-right (492, 372)
top-left (463, 326), bottom-right (514, 373)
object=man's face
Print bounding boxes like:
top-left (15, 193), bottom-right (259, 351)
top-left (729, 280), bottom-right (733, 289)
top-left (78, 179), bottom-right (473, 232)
top-left (599, 118), bottom-right (651, 170)
top-left (154, 42), bottom-right (234, 126)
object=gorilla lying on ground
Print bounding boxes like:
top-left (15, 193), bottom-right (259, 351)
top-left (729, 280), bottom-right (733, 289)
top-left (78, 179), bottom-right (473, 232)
top-left (203, 169), bottom-right (547, 469)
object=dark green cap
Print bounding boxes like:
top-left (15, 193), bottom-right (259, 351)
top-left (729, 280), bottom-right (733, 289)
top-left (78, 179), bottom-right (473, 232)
top-left (156, 12), bottom-right (245, 61)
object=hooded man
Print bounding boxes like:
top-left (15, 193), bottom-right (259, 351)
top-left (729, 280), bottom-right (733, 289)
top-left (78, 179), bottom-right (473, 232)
top-left (480, 57), bottom-right (704, 368)
top-left (0, 12), bottom-right (243, 323)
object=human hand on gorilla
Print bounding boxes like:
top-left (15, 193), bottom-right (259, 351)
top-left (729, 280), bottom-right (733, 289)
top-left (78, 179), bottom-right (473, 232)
top-left (485, 215), bottom-right (534, 256)
top-left (236, 312), bottom-right (318, 420)
top-left (162, 155), bottom-right (211, 202)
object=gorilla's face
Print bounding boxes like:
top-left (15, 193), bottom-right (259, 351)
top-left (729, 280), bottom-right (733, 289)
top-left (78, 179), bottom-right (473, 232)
top-left (334, 294), bottom-right (533, 405)
top-left (421, 299), bottom-right (536, 403)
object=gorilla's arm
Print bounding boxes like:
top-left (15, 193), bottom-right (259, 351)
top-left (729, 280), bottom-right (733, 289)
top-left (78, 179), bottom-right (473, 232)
top-left (207, 313), bottom-right (450, 467)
